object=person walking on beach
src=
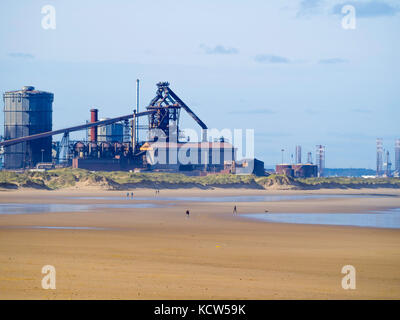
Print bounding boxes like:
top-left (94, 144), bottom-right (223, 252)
top-left (131, 192), bottom-right (134, 198)
top-left (186, 209), bottom-right (190, 218)
top-left (233, 205), bottom-right (237, 215)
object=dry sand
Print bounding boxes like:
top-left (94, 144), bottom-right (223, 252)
top-left (0, 188), bottom-right (399, 299)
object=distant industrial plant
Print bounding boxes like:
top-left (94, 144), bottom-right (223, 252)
top-left (1, 83), bottom-right (398, 179)
top-left (376, 138), bottom-right (400, 177)
top-left (0, 82), bottom-right (264, 176)
top-left (275, 144), bottom-right (323, 178)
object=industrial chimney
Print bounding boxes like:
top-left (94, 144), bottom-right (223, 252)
top-left (90, 108), bottom-right (98, 143)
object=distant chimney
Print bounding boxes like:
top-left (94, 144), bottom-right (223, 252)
top-left (90, 108), bottom-right (98, 143)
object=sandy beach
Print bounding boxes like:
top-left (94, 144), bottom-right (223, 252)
top-left (0, 188), bottom-right (399, 299)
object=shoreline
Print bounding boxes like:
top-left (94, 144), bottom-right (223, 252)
top-left (0, 188), bottom-right (399, 299)
top-left (2, 186), bottom-right (400, 194)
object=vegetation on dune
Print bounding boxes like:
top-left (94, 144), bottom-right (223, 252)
top-left (256, 174), bottom-right (299, 187)
top-left (102, 171), bottom-right (257, 187)
top-left (298, 177), bottom-right (400, 188)
top-left (0, 169), bottom-right (399, 190)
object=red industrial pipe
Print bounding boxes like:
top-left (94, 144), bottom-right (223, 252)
top-left (90, 108), bottom-right (98, 143)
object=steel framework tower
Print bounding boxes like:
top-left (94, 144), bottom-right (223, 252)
top-left (316, 145), bottom-right (325, 177)
top-left (307, 152), bottom-right (313, 164)
top-left (384, 150), bottom-right (392, 177)
top-left (395, 139), bottom-right (400, 173)
top-left (146, 82), bottom-right (207, 142)
top-left (376, 138), bottom-right (383, 176)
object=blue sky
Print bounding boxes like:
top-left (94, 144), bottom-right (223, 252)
top-left (0, 0), bottom-right (399, 168)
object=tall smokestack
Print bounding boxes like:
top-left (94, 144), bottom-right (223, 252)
top-left (90, 108), bottom-right (98, 143)
top-left (295, 145), bottom-right (302, 164)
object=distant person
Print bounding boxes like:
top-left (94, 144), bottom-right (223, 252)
top-left (126, 192), bottom-right (129, 197)
top-left (233, 205), bottom-right (237, 215)
top-left (186, 210), bottom-right (190, 218)
top-left (131, 192), bottom-right (134, 198)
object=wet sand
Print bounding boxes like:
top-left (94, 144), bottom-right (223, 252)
top-left (0, 188), bottom-right (400, 299)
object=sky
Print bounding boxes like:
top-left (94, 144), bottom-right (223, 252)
top-left (0, 0), bottom-right (399, 168)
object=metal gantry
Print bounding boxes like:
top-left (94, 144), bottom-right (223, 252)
top-left (146, 82), bottom-right (207, 142)
top-left (376, 138), bottom-right (383, 176)
top-left (316, 145), bottom-right (325, 177)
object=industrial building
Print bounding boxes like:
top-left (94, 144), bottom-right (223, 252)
top-left (3, 86), bottom-right (53, 169)
top-left (1, 82), bottom-right (264, 176)
top-left (375, 138), bottom-right (399, 177)
top-left (275, 144), bottom-right (318, 178)
top-left (141, 141), bottom-right (236, 172)
top-left (315, 145), bottom-right (325, 177)
top-left (235, 158), bottom-right (265, 176)
top-left (275, 163), bottom-right (317, 178)
top-left (96, 119), bottom-right (124, 143)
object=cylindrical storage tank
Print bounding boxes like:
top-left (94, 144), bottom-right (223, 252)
top-left (100, 142), bottom-right (113, 158)
top-left (74, 141), bottom-right (86, 157)
top-left (3, 86), bottom-right (53, 169)
top-left (88, 142), bottom-right (98, 157)
top-left (292, 164), bottom-right (318, 178)
top-left (305, 164), bottom-right (318, 178)
top-left (293, 164), bottom-right (305, 178)
top-left (284, 168), bottom-right (294, 177)
top-left (114, 142), bottom-right (123, 155)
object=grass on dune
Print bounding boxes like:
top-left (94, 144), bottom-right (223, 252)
top-left (0, 168), bottom-right (399, 190)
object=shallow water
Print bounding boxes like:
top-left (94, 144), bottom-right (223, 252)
top-left (0, 203), bottom-right (161, 215)
top-left (68, 194), bottom-right (388, 203)
top-left (243, 208), bottom-right (400, 229)
top-left (0, 226), bottom-right (107, 230)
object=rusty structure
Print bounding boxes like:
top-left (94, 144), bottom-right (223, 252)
top-left (276, 164), bottom-right (294, 177)
top-left (276, 164), bottom-right (317, 178)
top-left (275, 144), bottom-right (317, 178)
top-left (1, 82), bottom-right (245, 174)
top-left (90, 109), bottom-right (98, 143)
top-left (147, 82), bottom-right (207, 142)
